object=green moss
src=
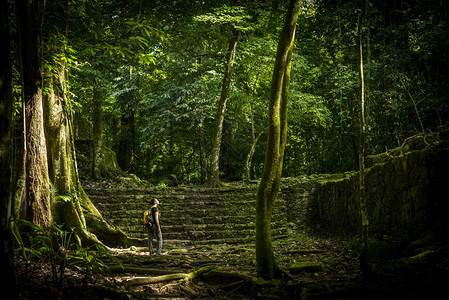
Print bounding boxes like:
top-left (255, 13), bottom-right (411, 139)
top-left (410, 250), bottom-right (433, 261)
top-left (103, 146), bottom-right (119, 170)
top-left (288, 261), bottom-right (324, 274)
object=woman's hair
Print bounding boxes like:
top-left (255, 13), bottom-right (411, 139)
top-left (150, 198), bottom-right (158, 205)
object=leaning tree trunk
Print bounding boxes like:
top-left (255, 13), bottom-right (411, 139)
top-left (256, 0), bottom-right (301, 279)
top-left (208, 28), bottom-right (239, 187)
top-left (42, 0), bottom-right (132, 247)
top-left (17, 0), bottom-right (53, 227)
top-left (0, 0), bottom-right (18, 295)
top-left (357, 0), bottom-right (371, 276)
top-left (245, 130), bottom-right (263, 183)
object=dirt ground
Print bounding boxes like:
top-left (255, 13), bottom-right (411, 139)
top-left (15, 228), bottom-right (449, 299)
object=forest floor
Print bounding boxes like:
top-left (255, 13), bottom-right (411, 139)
top-left (15, 226), bottom-right (449, 299)
top-left (15, 173), bottom-right (449, 299)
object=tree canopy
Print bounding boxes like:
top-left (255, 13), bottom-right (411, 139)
top-left (53, 0), bottom-right (448, 185)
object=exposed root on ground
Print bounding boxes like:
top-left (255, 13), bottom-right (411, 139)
top-left (125, 265), bottom-right (218, 286)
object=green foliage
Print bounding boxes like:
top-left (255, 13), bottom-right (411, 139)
top-left (70, 243), bottom-right (123, 284)
top-left (194, 5), bottom-right (253, 32)
top-left (11, 219), bottom-right (74, 284)
top-left (11, 219), bottom-right (123, 285)
top-left (11, 219), bottom-right (44, 262)
top-left (61, 0), bottom-right (449, 183)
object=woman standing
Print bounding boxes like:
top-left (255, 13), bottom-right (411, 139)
top-left (148, 198), bottom-right (164, 255)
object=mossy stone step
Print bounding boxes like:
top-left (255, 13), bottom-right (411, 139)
top-left (88, 194), bottom-right (263, 206)
top-left (107, 215), bottom-right (286, 225)
top-left (107, 216), bottom-right (287, 236)
top-left (84, 184), bottom-right (288, 246)
top-left (83, 186), bottom-right (259, 197)
top-left (91, 206), bottom-right (287, 220)
top-left (122, 228), bottom-right (288, 246)
top-left (118, 224), bottom-right (287, 239)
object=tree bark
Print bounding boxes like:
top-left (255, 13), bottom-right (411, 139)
top-left (256, 0), bottom-right (301, 279)
top-left (92, 86), bottom-right (105, 179)
top-left (245, 130), bottom-right (263, 183)
top-left (208, 28), bottom-right (239, 187)
top-left (43, 0), bottom-right (73, 196)
top-left (117, 102), bottom-right (135, 172)
top-left (38, 0), bottom-right (132, 248)
top-left (357, 0), bottom-right (371, 276)
top-left (198, 122), bottom-right (207, 183)
top-left (0, 0), bottom-right (18, 295)
top-left (17, 0), bottom-right (53, 227)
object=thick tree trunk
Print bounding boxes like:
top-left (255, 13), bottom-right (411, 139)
top-left (40, 0), bottom-right (89, 245)
top-left (256, 0), bottom-right (301, 279)
top-left (17, 0), bottom-right (53, 227)
top-left (208, 29), bottom-right (239, 187)
top-left (0, 0), bottom-right (18, 295)
top-left (39, 0), bottom-right (132, 248)
top-left (357, 0), bottom-right (371, 276)
top-left (44, 76), bottom-right (131, 248)
top-left (43, 0), bottom-right (73, 196)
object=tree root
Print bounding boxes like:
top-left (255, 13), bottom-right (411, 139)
top-left (124, 265), bottom-right (288, 298)
top-left (109, 266), bottom-right (185, 275)
top-left (202, 267), bottom-right (289, 297)
top-left (124, 265), bottom-right (219, 287)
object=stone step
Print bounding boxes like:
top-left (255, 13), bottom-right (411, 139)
top-left (138, 228), bottom-right (289, 247)
top-left (110, 222), bottom-right (286, 240)
top-left (127, 223), bottom-right (257, 232)
top-left (83, 187), bottom-right (260, 197)
top-left (106, 214), bottom-right (287, 230)
top-left (115, 217), bottom-right (286, 232)
top-left (132, 228), bottom-right (288, 246)
top-left (95, 205), bottom-right (286, 219)
top-left (83, 184), bottom-right (289, 247)
top-left (94, 202), bottom-right (285, 222)
top-left (88, 194), bottom-right (262, 206)
top-left (162, 237), bottom-right (252, 246)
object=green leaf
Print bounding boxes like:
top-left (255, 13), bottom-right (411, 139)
top-left (11, 220), bottom-right (24, 248)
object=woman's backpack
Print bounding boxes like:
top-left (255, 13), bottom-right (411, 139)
top-left (143, 209), bottom-right (152, 228)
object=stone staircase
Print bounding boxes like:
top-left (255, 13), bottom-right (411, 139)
top-left (83, 183), bottom-right (288, 247)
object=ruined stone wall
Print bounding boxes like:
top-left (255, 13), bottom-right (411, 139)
top-left (281, 132), bottom-right (449, 240)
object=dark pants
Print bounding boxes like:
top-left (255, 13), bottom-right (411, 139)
top-left (147, 226), bottom-right (162, 255)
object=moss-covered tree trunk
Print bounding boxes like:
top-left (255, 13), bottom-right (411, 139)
top-left (43, 0), bottom-right (72, 197)
top-left (41, 0), bottom-right (131, 247)
top-left (208, 28), bottom-right (239, 187)
top-left (0, 0), bottom-right (18, 295)
top-left (17, 0), bottom-right (53, 227)
top-left (256, 0), bottom-right (301, 279)
top-left (92, 86), bottom-right (106, 179)
top-left (245, 130), bottom-right (263, 183)
top-left (42, 0), bottom-right (94, 245)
